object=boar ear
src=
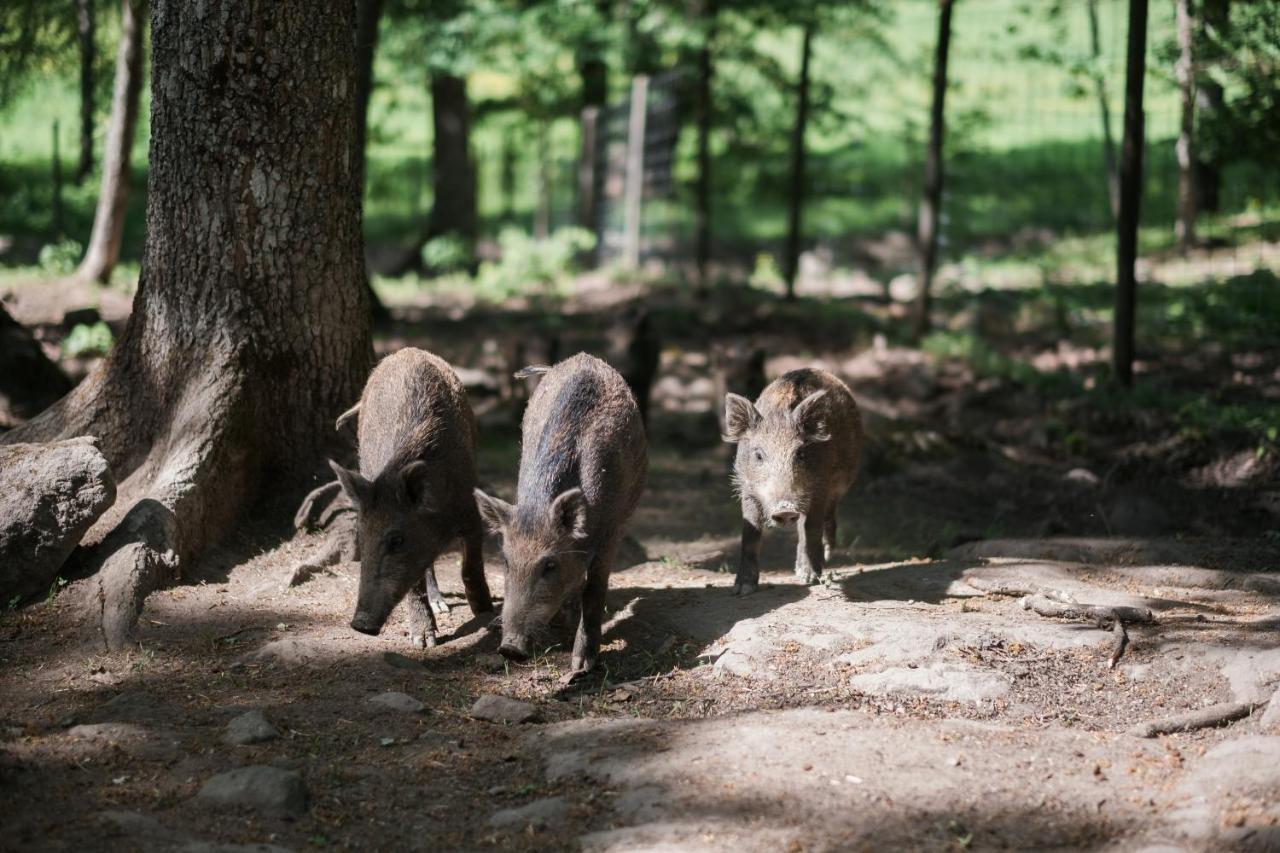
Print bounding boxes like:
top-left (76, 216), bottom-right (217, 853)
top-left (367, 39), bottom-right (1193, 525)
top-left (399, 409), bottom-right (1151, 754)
top-left (791, 390), bottom-right (831, 443)
top-left (399, 461), bottom-right (431, 506)
top-left (473, 488), bottom-right (513, 533)
top-left (329, 460), bottom-right (371, 509)
top-left (723, 393), bottom-right (761, 443)
top-left (549, 488), bottom-right (589, 540)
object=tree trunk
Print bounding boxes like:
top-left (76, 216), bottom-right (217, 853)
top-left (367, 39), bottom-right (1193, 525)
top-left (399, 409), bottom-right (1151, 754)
top-left (353, 0), bottom-right (390, 326)
top-left (534, 121), bottom-right (552, 240)
top-left (75, 0), bottom-right (95, 185)
top-left (576, 0), bottom-right (609, 256)
top-left (1086, 0), bottom-right (1119, 219)
top-left (693, 0), bottom-right (717, 295)
top-left (782, 21), bottom-right (813, 302)
top-left (428, 73), bottom-right (477, 251)
top-left (1114, 0), bottom-right (1149, 387)
top-left (5, 0), bottom-right (372, 649)
top-left (1195, 0), bottom-right (1228, 214)
top-left (76, 0), bottom-right (145, 285)
top-left (1174, 0), bottom-right (1197, 252)
top-left (913, 0), bottom-right (954, 338)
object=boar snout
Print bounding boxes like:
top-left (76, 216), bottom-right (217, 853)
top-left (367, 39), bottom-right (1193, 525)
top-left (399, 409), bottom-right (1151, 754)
top-left (350, 612), bottom-right (384, 636)
top-left (769, 501), bottom-right (800, 526)
top-left (498, 635), bottom-right (532, 662)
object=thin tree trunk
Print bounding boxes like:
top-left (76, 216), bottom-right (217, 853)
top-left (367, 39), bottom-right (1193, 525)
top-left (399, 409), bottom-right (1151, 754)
top-left (1114, 0), bottom-right (1148, 387)
top-left (534, 121), bottom-right (551, 240)
top-left (1174, 0), bottom-right (1197, 252)
top-left (76, 0), bottom-right (144, 285)
top-left (782, 21), bottom-right (813, 302)
top-left (6, 0), bottom-right (372, 649)
top-left (913, 0), bottom-right (954, 337)
top-left (1195, 0), bottom-right (1228, 214)
top-left (694, 0), bottom-right (717, 295)
top-left (75, 0), bottom-right (95, 185)
top-left (428, 73), bottom-right (477, 252)
top-left (353, 0), bottom-right (390, 325)
top-left (1086, 0), bottom-right (1119, 219)
top-left (577, 0), bottom-right (609, 255)
top-left (51, 121), bottom-right (64, 238)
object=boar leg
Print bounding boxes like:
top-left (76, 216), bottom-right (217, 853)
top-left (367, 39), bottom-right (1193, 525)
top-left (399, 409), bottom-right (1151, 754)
top-left (406, 574), bottom-right (439, 649)
top-left (460, 524), bottom-right (495, 615)
top-left (569, 543), bottom-right (615, 678)
top-left (734, 499), bottom-right (765, 596)
top-left (795, 511), bottom-right (825, 585)
top-left (425, 566), bottom-right (450, 615)
top-left (823, 508), bottom-right (837, 562)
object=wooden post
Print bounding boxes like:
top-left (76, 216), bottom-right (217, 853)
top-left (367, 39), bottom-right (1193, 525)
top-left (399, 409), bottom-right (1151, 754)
top-left (1114, 0), bottom-right (1148, 387)
top-left (622, 75), bottom-right (649, 269)
top-left (51, 120), bottom-right (64, 239)
top-left (913, 0), bottom-right (954, 338)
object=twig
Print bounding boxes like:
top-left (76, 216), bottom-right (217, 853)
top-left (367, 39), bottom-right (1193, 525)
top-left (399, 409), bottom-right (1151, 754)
top-left (1127, 700), bottom-right (1262, 738)
top-left (1108, 620), bottom-right (1129, 670)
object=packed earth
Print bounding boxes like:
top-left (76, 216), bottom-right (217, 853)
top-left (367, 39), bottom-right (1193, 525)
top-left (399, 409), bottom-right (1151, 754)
top-left (2, 269), bottom-right (1278, 852)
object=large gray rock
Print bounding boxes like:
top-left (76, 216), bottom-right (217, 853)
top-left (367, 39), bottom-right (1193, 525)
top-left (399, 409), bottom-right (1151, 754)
top-left (0, 437), bottom-right (115, 602)
top-left (196, 766), bottom-right (308, 816)
top-left (224, 710), bottom-right (280, 746)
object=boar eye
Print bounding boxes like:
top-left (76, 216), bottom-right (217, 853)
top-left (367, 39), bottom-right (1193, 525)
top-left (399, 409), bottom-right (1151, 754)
top-left (752, 449), bottom-right (765, 463)
top-left (540, 557), bottom-right (559, 577)
top-left (383, 531), bottom-right (404, 553)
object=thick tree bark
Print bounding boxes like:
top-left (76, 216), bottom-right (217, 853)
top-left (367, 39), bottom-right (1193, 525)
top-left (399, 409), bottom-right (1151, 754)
top-left (1174, 0), bottom-right (1197, 252)
top-left (76, 0), bottom-right (144, 285)
top-left (782, 21), bottom-right (813, 302)
top-left (913, 0), bottom-right (953, 337)
top-left (75, 0), bottom-right (95, 185)
top-left (5, 0), bottom-right (372, 648)
top-left (428, 73), bottom-right (477, 251)
top-left (353, 0), bottom-right (390, 325)
top-left (1086, 0), bottom-right (1119, 219)
top-left (1114, 0), bottom-right (1149, 387)
top-left (693, 0), bottom-right (717, 295)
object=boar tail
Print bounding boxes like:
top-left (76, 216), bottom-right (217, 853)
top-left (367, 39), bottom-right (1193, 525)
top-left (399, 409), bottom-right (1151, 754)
top-left (334, 401), bottom-right (361, 432)
top-left (514, 365), bottom-right (552, 380)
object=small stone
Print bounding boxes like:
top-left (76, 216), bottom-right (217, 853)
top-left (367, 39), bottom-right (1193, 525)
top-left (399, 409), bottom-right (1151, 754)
top-left (196, 766), bottom-right (308, 816)
top-left (475, 653), bottom-right (507, 673)
top-left (1064, 468), bottom-right (1100, 487)
top-left (366, 692), bottom-right (426, 714)
top-left (487, 796), bottom-right (568, 831)
top-left (223, 710), bottom-right (280, 746)
top-left (470, 694), bottom-right (539, 724)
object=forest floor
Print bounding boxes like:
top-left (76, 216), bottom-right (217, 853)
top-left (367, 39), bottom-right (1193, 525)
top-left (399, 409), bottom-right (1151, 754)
top-left (2, 254), bottom-right (1279, 852)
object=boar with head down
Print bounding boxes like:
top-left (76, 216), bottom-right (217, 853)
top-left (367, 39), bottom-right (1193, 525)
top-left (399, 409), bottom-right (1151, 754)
top-left (330, 348), bottom-right (493, 647)
top-left (723, 367), bottom-right (862, 595)
top-left (475, 353), bottom-right (647, 678)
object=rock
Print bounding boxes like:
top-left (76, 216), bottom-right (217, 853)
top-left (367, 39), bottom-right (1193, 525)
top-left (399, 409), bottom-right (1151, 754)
top-left (0, 302), bottom-right (72, 428)
top-left (245, 639), bottom-right (324, 668)
top-left (66, 722), bottom-right (181, 761)
top-left (475, 653), bottom-right (507, 673)
top-left (366, 692), bottom-right (425, 714)
top-left (0, 437), bottom-right (116, 603)
top-left (487, 796), bottom-right (568, 831)
top-left (224, 710), bottom-right (280, 745)
top-left (196, 766), bottom-right (308, 816)
top-left (1063, 468), bottom-right (1100, 487)
top-left (471, 694), bottom-right (539, 724)
top-left (849, 662), bottom-right (1012, 704)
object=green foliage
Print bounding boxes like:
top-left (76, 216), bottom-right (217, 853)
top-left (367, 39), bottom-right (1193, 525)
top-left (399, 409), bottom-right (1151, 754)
top-left (421, 234), bottom-right (472, 272)
top-left (61, 320), bottom-right (113, 358)
top-left (474, 226), bottom-right (595, 300)
top-left (37, 238), bottom-right (82, 274)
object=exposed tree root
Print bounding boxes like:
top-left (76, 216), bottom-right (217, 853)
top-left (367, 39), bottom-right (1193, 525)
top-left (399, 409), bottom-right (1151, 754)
top-left (1127, 700), bottom-right (1262, 738)
top-left (1019, 593), bottom-right (1154, 627)
top-left (1108, 620), bottom-right (1129, 669)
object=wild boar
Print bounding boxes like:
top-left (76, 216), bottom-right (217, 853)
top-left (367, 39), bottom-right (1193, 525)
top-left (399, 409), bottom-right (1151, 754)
top-left (723, 367), bottom-right (862, 595)
top-left (330, 348), bottom-right (494, 647)
top-left (474, 353), bottom-right (647, 677)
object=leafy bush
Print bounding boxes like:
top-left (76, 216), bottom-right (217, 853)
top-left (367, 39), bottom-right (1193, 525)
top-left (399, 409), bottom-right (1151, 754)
top-left (421, 234), bottom-right (472, 272)
top-left (37, 239), bottom-right (82, 275)
top-left (474, 227), bottom-right (595, 301)
top-left (61, 321), bottom-right (114, 358)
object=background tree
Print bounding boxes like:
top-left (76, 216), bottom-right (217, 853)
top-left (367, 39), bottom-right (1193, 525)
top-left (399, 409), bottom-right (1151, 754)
top-left (75, 0), bottom-right (145, 285)
top-left (913, 0), bottom-right (954, 338)
top-left (3, 0), bottom-right (372, 648)
top-left (1174, 0), bottom-right (1197, 251)
top-left (74, 0), bottom-right (95, 184)
top-left (1114, 0), bottom-right (1149, 386)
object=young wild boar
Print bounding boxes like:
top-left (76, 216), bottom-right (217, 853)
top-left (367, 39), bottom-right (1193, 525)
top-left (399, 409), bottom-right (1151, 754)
top-left (474, 353), bottom-right (647, 677)
top-left (329, 348), bottom-right (494, 647)
top-left (723, 367), bottom-right (862, 595)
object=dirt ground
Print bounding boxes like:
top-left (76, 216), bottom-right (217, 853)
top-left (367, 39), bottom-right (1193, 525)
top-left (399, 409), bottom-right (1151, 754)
top-left (2, 273), bottom-right (1279, 852)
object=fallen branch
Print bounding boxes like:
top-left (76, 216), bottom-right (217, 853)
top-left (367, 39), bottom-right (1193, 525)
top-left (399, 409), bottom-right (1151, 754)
top-left (1020, 594), bottom-right (1154, 627)
top-left (1127, 700), bottom-right (1261, 738)
top-left (1108, 620), bottom-right (1129, 670)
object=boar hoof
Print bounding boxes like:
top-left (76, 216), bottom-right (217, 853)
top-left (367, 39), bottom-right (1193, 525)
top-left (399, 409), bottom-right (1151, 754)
top-left (796, 569), bottom-right (820, 585)
top-left (411, 632), bottom-right (438, 650)
top-left (732, 581), bottom-right (758, 596)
